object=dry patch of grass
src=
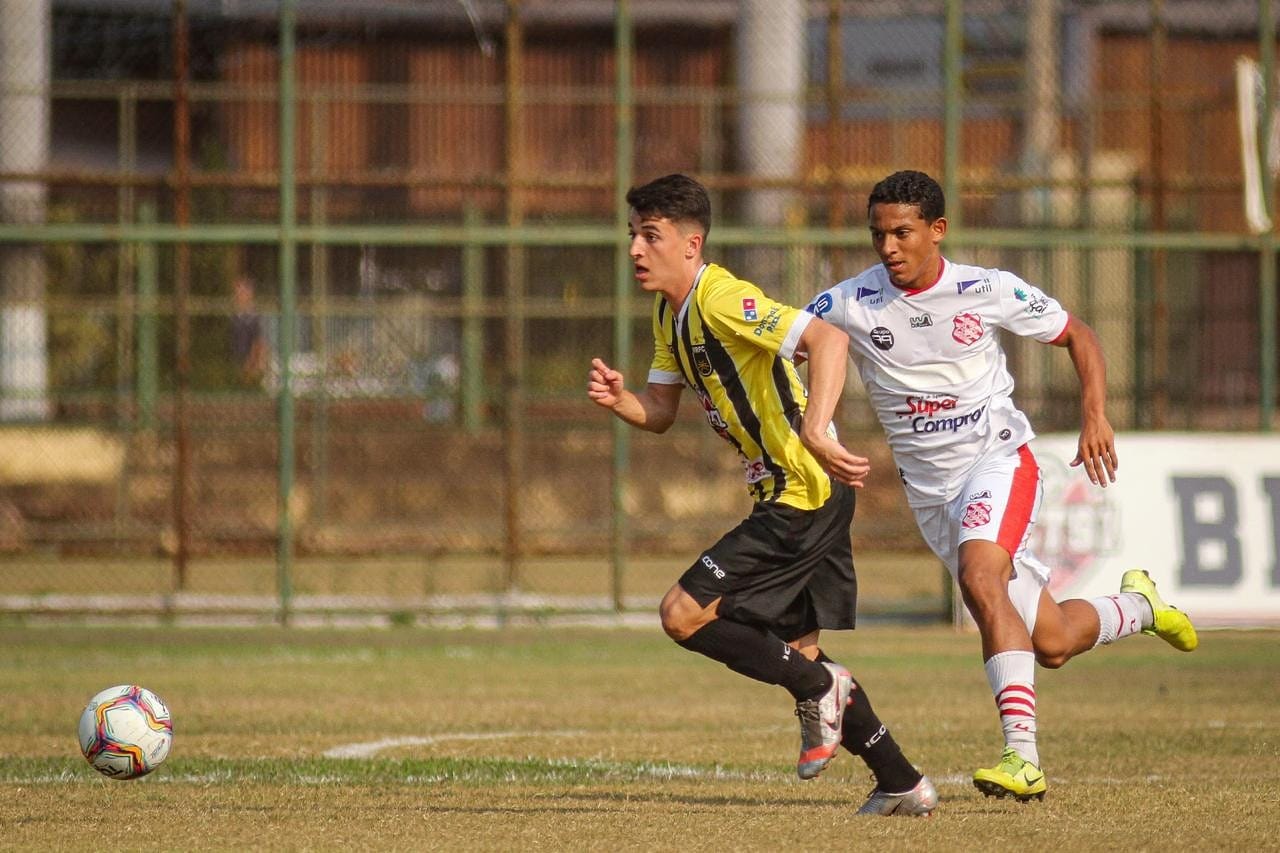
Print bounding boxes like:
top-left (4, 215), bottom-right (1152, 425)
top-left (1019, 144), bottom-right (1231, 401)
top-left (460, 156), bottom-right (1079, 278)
top-left (2, 625), bottom-right (1275, 850)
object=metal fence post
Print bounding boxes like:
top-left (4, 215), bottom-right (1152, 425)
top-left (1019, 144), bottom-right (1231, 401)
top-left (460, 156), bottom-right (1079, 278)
top-left (1260, 0), bottom-right (1277, 431)
top-left (611, 0), bottom-right (634, 613)
top-left (276, 0), bottom-right (298, 623)
top-left (136, 201), bottom-right (158, 433)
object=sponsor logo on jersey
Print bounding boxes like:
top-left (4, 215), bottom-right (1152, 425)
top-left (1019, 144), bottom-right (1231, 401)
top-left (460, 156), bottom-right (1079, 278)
top-left (870, 326), bottom-right (895, 350)
top-left (909, 404), bottom-right (985, 435)
top-left (909, 314), bottom-right (933, 328)
top-left (696, 390), bottom-right (730, 434)
top-left (805, 292), bottom-right (833, 317)
top-left (742, 298), bottom-right (758, 321)
top-left (856, 286), bottom-right (883, 303)
top-left (894, 394), bottom-right (958, 418)
top-left (962, 501), bottom-right (992, 528)
top-left (952, 312), bottom-right (984, 345)
top-left (999, 428), bottom-right (1012, 440)
top-left (967, 489), bottom-right (992, 501)
top-left (742, 457), bottom-right (769, 484)
top-left (1028, 296), bottom-right (1049, 314)
top-left (957, 277), bottom-right (992, 295)
top-left (692, 344), bottom-right (713, 377)
top-left (1013, 287), bottom-right (1050, 314)
top-left (752, 306), bottom-right (783, 337)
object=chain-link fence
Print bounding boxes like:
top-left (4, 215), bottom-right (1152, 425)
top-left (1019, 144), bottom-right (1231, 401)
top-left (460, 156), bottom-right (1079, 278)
top-left (0, 0), bottom-right (1275, 621)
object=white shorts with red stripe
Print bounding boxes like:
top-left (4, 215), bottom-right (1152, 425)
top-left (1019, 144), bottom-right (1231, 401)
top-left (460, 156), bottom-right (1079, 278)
top-left (912, 444), bottom-right (1053, 632)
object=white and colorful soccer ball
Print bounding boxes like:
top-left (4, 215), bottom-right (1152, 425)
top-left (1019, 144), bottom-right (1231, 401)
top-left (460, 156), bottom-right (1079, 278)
top-left (77, 684), bottom-right (173, 779)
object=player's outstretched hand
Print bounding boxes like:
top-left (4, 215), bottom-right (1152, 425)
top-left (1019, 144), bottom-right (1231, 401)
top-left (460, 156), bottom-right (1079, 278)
top-left (802, 432), bottom-right (870, 488)
top-left (1070, 414), bottom-right (1118, 487)
top-left (587, 357), bottom-right (625, 409)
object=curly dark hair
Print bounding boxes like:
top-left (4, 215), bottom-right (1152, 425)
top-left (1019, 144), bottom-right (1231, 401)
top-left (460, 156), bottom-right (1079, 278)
top-left (625, 173), bottom-right (711, 235)
top-left (867, 170), bottom-right (946, 223)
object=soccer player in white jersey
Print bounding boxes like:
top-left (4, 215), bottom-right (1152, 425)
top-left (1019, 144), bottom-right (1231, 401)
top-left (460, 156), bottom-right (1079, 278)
top-left (805, 169), bottom-right (1199, 802)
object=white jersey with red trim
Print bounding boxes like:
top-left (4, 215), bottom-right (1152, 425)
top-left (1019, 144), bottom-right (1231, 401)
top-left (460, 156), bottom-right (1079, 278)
top-left (806, 258), bottom-right (1070, 507)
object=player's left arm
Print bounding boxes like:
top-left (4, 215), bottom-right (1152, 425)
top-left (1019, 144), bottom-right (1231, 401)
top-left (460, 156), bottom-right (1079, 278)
top-left (1051, 315), bottom-right (1118, 487)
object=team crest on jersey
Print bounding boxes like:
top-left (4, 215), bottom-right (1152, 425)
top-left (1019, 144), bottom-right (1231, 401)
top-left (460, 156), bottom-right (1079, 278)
top-left (692, 344), bottom-right (714, 377)
top-left (957, 278), bottom-right (992, 295)
top-left (742, 298), bottom-right (758, 321)
top-left (952, 312), bottom-right (983, 345)
top-left (962, 501), bottom-right (992, 528)
top-left (909, 314), bottom-right (932, 328)
top-left (870, 326), bottom-right (895, 351)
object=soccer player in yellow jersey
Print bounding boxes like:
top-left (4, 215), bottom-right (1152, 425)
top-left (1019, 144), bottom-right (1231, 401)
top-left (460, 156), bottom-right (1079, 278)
top-left (587, 174), bottom-right (937, 817)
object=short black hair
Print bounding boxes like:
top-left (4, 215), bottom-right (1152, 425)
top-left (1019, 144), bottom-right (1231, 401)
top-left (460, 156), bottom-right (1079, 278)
top-left (626, 173), bottom-right (711, 235)
top-left (868, 170), bottom-right (946, 223)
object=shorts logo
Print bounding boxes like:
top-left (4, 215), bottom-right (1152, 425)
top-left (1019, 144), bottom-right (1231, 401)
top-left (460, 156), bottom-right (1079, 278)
top-left (870, 326), bottom-right (895, 350)
top-left (692, 345), bottom-right (713, 377)
top-left (962, 501), bottom-right (992, 529)
top-left (701, 554), bottom-right (726, 579)
top-left (952, 312), bottom-right (984, 346)
top-left (742, 298), bottom-right (758, 321)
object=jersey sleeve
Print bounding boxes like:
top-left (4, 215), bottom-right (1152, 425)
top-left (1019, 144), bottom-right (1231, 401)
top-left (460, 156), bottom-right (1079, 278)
top-left (995, 270), bottom-right (1070, 343)
top-left (646, 296), bottom-right (683, 385)
top-left (803, 284), bottom-right (848, 329)
top-left (699, 276), bottom-right (812, 361)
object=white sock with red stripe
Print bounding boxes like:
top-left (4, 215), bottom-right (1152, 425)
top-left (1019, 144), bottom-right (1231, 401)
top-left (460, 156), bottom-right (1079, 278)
top-left (1088, 592), bottom-right (1154, 646)
top-left (984, 650), bottom-right (1038, 766)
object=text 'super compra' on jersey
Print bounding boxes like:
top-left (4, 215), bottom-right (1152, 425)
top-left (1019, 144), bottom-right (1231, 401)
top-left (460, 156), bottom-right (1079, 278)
top-left (805, 258), bottom-right (1070, 508)
top-left (646, 263), bottom-right (832, 511)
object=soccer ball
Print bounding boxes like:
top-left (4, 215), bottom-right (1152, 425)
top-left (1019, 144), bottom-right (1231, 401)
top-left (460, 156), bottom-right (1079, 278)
top-left (77, 684), bottom-right (173, 779)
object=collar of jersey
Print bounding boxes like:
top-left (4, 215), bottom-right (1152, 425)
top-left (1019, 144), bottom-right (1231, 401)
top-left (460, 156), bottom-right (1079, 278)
top-left (895, 256), bottom-right (949, 297)
top-left (675, 262), bottom-right (711, 331)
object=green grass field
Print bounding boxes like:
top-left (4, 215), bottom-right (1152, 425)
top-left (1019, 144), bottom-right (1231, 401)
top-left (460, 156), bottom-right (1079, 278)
top-left (2, 623), bottom-right (1276, 850)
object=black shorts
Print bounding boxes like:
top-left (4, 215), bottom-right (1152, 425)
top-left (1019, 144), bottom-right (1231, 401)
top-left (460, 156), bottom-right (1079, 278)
top-left (678, 481), bottom-right (857, 642)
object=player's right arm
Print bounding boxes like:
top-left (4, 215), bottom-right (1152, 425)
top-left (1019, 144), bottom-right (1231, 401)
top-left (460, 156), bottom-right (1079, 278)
top-left (587, 357), bottom-right (682, 433)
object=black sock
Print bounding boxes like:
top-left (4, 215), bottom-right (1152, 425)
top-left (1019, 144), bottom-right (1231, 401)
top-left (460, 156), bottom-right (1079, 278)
top-left (818, 651), bottom-right (922, 794)
top-left (677, 619), bottom-right (832, 701)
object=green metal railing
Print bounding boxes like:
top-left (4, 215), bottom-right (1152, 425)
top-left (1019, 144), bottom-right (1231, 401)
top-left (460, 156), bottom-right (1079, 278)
top-left (0, 1), bottom-right (1273, 620)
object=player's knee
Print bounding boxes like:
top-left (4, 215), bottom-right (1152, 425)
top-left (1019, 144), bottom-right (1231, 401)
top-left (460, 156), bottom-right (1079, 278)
top-left (659, 608), bottom-right (690, 641)
top-left (658, 586), bottom-right (699, 641)
top-left (957, 569), bottom-right (1002, 611)
top-left (1034, 648), bottom-right (1070, 669)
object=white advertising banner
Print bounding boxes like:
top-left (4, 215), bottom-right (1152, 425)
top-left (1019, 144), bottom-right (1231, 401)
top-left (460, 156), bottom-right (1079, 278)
top-left (1027, 433), bottom-right (1280, 627)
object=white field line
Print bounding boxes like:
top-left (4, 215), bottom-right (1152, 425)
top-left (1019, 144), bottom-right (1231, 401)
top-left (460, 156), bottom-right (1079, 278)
top-left (323, 729), bottom-right (588, 759)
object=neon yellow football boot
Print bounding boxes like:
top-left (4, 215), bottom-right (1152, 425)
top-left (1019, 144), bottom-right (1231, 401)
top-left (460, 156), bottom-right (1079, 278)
top-left (1121, 569), bottom-right (1199, 652)
top-left (973, 747), bottom-right (1047, 802)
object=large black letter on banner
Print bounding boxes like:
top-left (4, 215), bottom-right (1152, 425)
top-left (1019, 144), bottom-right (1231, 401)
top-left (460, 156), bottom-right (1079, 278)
top-left (1171, 476), bottom-right (1242, 586)
top-left (1265, 477), bottom-right (1280, 588)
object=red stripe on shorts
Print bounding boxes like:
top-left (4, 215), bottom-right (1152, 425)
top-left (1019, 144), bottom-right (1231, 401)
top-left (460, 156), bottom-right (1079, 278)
top-left (996, 445), bottom-right (1039, 556)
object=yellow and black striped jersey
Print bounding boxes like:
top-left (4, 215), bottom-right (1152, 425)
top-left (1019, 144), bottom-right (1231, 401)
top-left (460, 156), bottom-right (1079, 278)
top-left (647, 263), bottom-right (833, 511)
